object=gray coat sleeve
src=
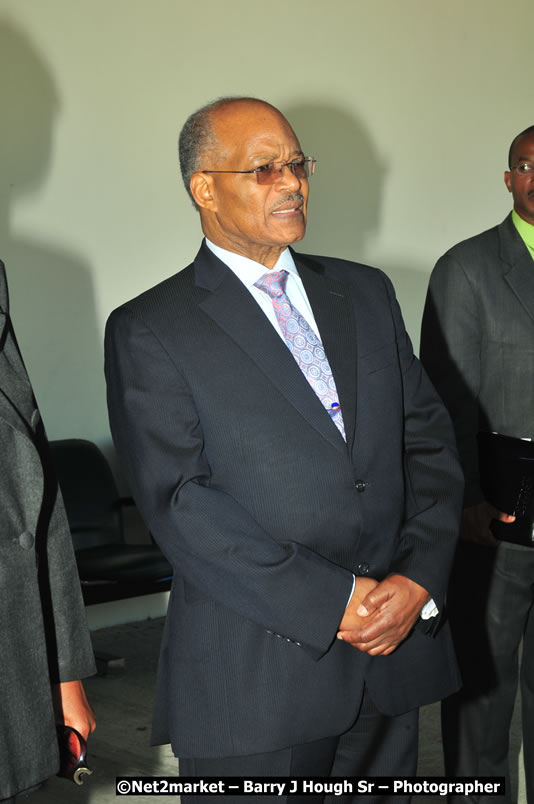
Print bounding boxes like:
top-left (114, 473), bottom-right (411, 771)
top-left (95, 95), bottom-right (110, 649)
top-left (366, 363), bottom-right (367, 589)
top-left (420, 251), bottom-right (483, 506)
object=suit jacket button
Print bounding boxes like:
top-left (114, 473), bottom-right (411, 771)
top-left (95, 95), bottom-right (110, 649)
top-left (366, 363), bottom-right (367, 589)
top-left (356, 562), bottom-right (370, 575)
top-left (354, 480), bottom-right (367, 492)
top-left (19, 531), bottom-right (34, 550)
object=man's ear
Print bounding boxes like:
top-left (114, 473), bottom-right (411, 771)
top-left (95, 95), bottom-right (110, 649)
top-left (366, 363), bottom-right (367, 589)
top-left (190, 172), bottom-right (217, 211)
top-left (504, 170), bottom-right (512, 193)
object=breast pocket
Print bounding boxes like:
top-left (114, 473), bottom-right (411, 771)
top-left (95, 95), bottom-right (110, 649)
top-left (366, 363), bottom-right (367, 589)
top-left (357, 341), bottom-right (402, 440)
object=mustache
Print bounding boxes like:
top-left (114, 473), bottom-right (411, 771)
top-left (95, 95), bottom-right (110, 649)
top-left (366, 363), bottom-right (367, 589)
top-left (271, 193), bottom-right (305, 212)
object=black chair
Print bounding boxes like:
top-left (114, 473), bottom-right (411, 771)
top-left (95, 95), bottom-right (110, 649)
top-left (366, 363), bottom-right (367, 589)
top-left (50, 438), bottom-right (173, 606)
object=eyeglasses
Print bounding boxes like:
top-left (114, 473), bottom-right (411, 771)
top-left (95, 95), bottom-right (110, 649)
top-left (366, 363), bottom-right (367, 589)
top-left (511, 162), bottom-right (534, 175)
top-left (201, 156), bottom-right (316, 185)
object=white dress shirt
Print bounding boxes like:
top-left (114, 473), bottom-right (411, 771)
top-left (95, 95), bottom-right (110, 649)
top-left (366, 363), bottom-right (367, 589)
top-left (205, 239), bottom-right (320, 340)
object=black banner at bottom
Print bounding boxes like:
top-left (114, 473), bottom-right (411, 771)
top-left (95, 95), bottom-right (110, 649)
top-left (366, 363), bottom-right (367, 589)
top-left (115, 776), bottom-right (505, 796)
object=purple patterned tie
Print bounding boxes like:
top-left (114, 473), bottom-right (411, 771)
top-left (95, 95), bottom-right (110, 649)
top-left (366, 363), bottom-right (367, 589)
top-left (255, 270), bottom-right (346, 440)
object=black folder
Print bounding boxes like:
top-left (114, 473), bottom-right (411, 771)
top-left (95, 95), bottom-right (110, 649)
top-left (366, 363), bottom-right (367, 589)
top-left (477, 431), bottom-right (534, 547)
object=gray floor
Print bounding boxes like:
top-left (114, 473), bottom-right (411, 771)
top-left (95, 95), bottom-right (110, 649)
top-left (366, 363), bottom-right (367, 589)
top-left (31, 617), bottom-right (525, 804)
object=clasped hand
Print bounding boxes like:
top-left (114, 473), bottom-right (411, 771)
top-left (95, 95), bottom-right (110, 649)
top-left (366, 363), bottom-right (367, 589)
top-left (337, 574), bottom-right (430, 656)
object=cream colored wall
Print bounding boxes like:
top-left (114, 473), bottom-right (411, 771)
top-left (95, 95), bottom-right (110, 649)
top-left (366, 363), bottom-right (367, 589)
top-left (1, 0), bottom-right (531, 449)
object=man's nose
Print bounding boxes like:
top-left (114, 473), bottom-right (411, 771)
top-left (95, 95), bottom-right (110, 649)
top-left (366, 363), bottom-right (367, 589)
top-left (276, 163), bottom-right (302, 190)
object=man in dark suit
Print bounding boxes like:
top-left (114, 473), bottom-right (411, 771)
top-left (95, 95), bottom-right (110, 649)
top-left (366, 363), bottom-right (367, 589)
top-left (105, 97), bottom-right (462, 801)
top-left (420, 125), bottom-right (534, 804)
top-left (0, 260), bottom-right (95, 802)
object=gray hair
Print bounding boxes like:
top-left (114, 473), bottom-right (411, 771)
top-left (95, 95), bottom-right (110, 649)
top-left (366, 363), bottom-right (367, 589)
top-left (178, 96), bottom-right (276, 209)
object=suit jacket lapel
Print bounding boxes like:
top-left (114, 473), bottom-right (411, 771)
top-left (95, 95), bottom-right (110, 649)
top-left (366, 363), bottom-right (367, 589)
top-left (294, 251), bottom-right (357, 451)
top-left (0, 261), bottom-right (8, 352)
top-left (0, 261), bottom-right (37, 438)
top-left (0, 386), bottom-right (34, 439)
top-left (0, 260), bottom-right (8, 313)
top-left (0, 310), bottom-right (6, 353)
top-left (500, 214), bottom-right (534, 322)
top-left (195, 243), bottom-right (348, 453)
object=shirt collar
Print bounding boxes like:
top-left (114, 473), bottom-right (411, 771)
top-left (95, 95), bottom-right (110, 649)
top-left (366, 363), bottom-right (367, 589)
top-left (205, 238), bottom-right (299, 288)
top-left (512, 210), bottom-right (534, 255)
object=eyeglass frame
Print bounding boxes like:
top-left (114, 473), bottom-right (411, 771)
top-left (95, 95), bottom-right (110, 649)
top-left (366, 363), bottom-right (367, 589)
top-left (510, 162), bottom-right (534, 175)
top-left (200, 156), bottom-right (316, 184)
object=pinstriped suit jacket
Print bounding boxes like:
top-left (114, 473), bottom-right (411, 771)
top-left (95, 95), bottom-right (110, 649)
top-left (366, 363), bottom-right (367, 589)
top-left (105, 241), bottom-right (463, 759)
top-left (421, 213), bottom-right (534, 505)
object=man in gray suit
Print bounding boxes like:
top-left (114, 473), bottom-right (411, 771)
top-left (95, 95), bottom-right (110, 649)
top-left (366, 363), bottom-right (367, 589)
top-left (0, 261), bottom-right (95, 802)
top-left (421, 125), bottom-right (534, 803)
top-left (105, 97), bottom-right (463, 801)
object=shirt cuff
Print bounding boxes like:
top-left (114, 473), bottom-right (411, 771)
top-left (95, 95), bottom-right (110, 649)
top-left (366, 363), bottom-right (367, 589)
top-left (420, 598), bottom-right (438, 619)
top-left (346, 574), bottom-right (356, 607)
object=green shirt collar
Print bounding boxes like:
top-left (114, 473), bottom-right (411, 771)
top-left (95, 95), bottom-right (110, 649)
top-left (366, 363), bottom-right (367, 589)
top-left (512, 209), bottom-right (534, 260)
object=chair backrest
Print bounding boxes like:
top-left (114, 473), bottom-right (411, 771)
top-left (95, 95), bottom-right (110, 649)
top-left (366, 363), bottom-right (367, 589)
top-left (50, 439), bottom-right (123, 550)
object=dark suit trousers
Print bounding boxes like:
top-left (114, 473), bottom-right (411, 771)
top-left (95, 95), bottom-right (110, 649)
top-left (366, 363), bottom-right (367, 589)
top-left (179, 686), bottom-right (418, 804)
top-left (442, 541), bottom-right (534, 804)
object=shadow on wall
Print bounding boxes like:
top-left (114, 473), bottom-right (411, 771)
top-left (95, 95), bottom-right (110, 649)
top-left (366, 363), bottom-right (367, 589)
top-left (283, 101), bottom-right (430, 349)
top-left (380, 253), bottom-right (430, 352)
top-left (283, 102), bottom-right (386, 264)
top-left (0, 17), bottom-right (105, 440)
